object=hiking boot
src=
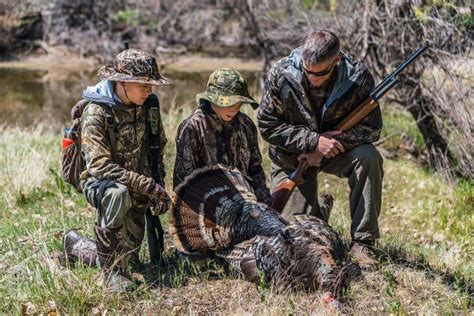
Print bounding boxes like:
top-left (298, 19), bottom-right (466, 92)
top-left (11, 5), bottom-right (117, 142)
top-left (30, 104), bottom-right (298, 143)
top-left (95, 225), bottom-right (135, 292)
top-left (349, 241), bottom-right (379, 269)
top-left (318, 191), bottom-right (334, 222)
top-left (62, 230), bottom-right (98, 267)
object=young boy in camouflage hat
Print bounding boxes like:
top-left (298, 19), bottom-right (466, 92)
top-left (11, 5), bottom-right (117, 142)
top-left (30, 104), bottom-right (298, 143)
top-left (173, 68), bottom-right (271, 204)
top-left (63, 49), bottom-right (171, 291)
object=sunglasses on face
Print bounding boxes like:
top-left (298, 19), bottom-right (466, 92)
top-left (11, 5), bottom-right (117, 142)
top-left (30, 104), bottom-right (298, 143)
top-left (303, 59), bottom-right (338, 78)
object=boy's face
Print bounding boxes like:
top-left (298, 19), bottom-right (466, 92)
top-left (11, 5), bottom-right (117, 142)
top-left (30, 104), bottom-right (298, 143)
top-left (210, 103), bottom-right (242, 122)
top-left (122, 82), bottom-right (153, 105)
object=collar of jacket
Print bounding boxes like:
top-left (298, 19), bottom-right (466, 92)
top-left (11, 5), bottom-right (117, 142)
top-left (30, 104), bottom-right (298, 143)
top-left (282, 47), bottom-right (367, 126)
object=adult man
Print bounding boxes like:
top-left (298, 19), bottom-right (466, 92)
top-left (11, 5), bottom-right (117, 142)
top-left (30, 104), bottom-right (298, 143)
top-left (258, 30), bottom-right (383, 268)
top-left (64, 49), bottom-right (171, 291)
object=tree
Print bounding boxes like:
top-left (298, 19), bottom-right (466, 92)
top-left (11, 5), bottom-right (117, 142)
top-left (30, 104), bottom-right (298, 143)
top-left (337, 0), bottom-right (472, 180)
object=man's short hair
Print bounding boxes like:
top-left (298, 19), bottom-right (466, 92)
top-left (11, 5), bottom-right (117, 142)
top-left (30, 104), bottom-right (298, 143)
top-left (302, 30), bottom-right (340, 66)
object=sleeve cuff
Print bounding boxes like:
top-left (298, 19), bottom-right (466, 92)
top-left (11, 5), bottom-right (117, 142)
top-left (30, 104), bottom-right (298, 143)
top-left (305, 132), bottom-right (320, 152)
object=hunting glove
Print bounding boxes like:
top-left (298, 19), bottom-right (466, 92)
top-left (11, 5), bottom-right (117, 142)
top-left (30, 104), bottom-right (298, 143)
top-left (149, 184), bottom-right (172, 215)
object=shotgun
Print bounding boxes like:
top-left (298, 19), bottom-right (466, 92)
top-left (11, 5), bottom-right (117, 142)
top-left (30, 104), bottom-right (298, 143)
top-left (271, 46), bottom-right (428, 212)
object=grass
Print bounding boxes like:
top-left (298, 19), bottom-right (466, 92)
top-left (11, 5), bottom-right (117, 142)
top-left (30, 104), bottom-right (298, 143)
top-left (0, 106), bottom-right (472, 314)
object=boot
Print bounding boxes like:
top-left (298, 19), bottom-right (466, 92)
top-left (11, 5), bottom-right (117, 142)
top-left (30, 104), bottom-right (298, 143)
top-left (95, 226), bottom-right (135, 292)
top-left (62, 230), bottom-right (98, 267)
top-left (349, 240), bottom-right (379, 269)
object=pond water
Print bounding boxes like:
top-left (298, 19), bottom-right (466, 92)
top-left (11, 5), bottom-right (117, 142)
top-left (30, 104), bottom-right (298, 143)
top-left (0, 66), bottom-right (261, 129)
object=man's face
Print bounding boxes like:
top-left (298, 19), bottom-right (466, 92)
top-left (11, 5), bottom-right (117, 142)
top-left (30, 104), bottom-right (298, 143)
top-left (303, 54), bottom-right (341, 88)
top-left (210, 103), bottom-right (242, 122)
top-left (122, 82), bottom-right (153, 105)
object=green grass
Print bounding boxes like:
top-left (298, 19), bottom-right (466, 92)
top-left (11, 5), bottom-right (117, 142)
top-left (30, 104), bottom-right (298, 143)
top-left (380, 103), bottom-right (426, 152)
top-left (0, 107), bottom-right (472, 313)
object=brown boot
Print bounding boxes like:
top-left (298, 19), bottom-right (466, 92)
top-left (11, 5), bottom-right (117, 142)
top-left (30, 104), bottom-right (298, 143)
top-left (95, 226), bottom-right (135, 292)
top-left (349, 241), bottom-right (379, 269)
top-left (62, 230), bottom-right (98, 267)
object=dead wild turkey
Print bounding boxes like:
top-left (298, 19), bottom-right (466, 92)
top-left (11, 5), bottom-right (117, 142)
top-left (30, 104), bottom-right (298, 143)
top-left (170, 165), bottom-right (359, 305)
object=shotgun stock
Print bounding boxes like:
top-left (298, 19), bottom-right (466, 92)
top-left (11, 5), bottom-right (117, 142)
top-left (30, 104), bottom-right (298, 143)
top-left (271, 158), bottom-right (308, 212)
top-left (270, 46), bottom-right (427, 213)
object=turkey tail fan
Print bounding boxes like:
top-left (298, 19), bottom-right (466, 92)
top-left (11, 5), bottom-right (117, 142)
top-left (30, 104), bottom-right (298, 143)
top-left (170, 165), bottom-right (285, 254)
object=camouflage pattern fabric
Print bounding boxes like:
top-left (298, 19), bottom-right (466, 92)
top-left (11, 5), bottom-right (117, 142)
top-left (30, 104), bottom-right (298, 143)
top-left (258, 48), bottom-right (382, 171)
top-left (83, 180), bottom-right (147, 270)
top-left (173, 107), bottom-right (271, 205)
top-left (98, 49), bottom-right (171, 86)
top-left (80, 99), bottom-right (167, 208)
top-left (196, 68), bottom-right (258, 109)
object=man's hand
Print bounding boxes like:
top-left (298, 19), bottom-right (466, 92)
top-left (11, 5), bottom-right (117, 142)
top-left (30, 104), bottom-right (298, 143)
top-left (317, 130), bottom-right (345, 158)
top-left (149, 184), bottom-right (172, 214)
top-left (299, 131), bottom-right (345, 166)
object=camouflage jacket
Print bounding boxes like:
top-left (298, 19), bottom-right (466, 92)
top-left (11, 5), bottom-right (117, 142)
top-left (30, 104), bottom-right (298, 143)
top-left (173, 105), bottom-right (272, 205)
top-left (258, 47), bottom-right (382, 170)
top-left (80, 95), bottom-right (167, 202)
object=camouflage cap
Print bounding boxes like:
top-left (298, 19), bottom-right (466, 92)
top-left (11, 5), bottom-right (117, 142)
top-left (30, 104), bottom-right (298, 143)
top-left (196, 68), bottom-right (258, 109)
top-left (98, 49), bottom-right (171, 86)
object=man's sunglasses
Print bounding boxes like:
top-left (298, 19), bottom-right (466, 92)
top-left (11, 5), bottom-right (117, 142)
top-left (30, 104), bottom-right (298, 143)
top-left (302, 59), bottom-right (338, 77)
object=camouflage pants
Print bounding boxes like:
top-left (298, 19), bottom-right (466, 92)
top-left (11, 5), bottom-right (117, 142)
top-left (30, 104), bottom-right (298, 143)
top-left (83, 179), bottom-right (146, 266)
top-left (271, 143), bottom-right (383, 241)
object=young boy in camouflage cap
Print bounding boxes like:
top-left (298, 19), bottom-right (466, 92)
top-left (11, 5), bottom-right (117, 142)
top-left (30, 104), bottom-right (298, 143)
top-left (173, 67), bottom-right (271, 204)
top-left (64, 49), bottom-right (171, 291)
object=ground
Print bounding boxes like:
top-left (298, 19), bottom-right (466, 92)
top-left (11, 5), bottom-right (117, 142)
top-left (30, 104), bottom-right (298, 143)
top-left (0, 104), bottom-right (472, 314)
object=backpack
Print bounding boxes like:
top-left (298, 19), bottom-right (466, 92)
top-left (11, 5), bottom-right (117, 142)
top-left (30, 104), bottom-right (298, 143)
top-left (61, 100), bottom-right (117, 193)
top-left (61, 95), bottom-right (164, 193)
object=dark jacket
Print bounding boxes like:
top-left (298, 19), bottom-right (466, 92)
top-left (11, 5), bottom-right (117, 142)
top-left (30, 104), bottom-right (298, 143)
top-left (258, 47), bottom-right (382, 170)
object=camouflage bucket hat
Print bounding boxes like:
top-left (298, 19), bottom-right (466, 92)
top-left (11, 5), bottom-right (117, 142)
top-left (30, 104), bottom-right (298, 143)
top-left (98, 49), bottom-right (171, 86)
top-left (196, 68), bottom-right (258, 109)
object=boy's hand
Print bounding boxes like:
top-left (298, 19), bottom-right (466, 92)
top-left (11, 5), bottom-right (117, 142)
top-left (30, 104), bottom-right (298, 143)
top-left (149, 184), bottom-right (172, 214)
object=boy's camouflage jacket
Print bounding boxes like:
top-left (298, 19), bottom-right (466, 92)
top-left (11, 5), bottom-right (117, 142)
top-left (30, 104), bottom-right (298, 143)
top-left (80, 99), bottom-right (167, 203)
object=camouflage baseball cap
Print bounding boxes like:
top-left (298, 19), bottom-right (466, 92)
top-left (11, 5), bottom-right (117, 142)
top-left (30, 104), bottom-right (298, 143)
top-left (98, 49), bottom-right (171, 86)
top-left (196, 68), bottom-right (258, 109)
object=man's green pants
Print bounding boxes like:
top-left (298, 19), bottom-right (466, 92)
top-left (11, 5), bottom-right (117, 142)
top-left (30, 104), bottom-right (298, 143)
top-left (271, 144), bottom-right (383, 242)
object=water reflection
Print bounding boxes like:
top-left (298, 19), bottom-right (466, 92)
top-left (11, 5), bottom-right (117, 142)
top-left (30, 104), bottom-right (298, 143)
top-left (0, 67), bottom-right (261, 129)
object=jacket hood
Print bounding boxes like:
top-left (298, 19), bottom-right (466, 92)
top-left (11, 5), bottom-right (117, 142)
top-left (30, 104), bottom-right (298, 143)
top-left (82, 80), bottom-right (123, 107)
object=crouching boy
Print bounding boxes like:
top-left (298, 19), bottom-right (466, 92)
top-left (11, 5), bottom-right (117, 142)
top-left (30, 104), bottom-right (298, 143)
top-left (63, 49), bottom-right (172, 292)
